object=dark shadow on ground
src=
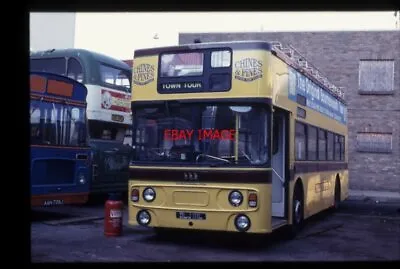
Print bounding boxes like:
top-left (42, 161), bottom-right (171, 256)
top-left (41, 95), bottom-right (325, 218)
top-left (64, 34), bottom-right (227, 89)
top-left (87, 192), bottom-right (128, 206)
top-left (31, 210), bottom-right (77, 222)
top-left (135, 208), bottom-right (341, 253)
top-left (339, 200), bottom-right (400, 217)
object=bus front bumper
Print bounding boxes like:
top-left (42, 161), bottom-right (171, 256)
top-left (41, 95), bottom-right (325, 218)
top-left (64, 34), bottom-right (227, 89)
top-left (128, 206), bottom-right (272, 234)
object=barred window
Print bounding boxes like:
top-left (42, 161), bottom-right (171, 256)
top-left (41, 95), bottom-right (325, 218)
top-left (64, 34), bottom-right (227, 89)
top-left (359, 60), bottom-right (394, 94)
top-left (356, 132), bottom-right (392, 153)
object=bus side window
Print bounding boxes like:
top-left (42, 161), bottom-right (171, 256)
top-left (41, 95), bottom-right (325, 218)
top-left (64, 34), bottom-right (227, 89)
top-left (327, 132), bottom-right (334, 160)
top-left (334, 134), bottom-right (341, 161)
top-left (318, 129), bottom-right (327, 160)
top-left (295, 122), bottom-right (306, 160)
top-left (272, 117), bottom-right (279, 155)
top-left (307, 126), bottom-right (317, 161)
top-left (339, 136), bottom-right (345, 161)
top-left (67, 58), bottom-right (84, 83)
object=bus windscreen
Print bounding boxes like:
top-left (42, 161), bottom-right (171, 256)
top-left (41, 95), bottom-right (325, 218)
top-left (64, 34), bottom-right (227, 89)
top-left (131, 103), bottom-right (270, 166)
top-left (30, 101), bottom-right (87, 147)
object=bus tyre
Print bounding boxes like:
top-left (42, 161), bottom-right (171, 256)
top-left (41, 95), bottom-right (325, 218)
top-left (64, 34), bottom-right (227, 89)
top-left (333, 179), bottom-right (341, 210)
top-left (287, 184), bottom-right (304, 239)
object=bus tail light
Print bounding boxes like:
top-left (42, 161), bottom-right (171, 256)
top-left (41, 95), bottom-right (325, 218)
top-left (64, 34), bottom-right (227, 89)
top-left (248, 192), bottom-right (258, 207)
top-left (131, 188), bottom-right (139, 202)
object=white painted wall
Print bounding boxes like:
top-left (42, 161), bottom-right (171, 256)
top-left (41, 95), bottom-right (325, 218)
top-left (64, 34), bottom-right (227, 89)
top-left (30, 12), bottom-right (76, 51)
top-left (74, 12), bottom-right (398, 60)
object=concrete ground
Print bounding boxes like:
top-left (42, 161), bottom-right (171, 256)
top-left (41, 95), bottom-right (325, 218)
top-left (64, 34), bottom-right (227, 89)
top-left (348, 190), bottom-right (400, 203)
top-left (31, 196), bottom-right (400, 262)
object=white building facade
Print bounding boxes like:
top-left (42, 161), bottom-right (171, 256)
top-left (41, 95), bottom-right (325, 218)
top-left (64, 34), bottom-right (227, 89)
top-left (30, 13), bottom-right (77, 51)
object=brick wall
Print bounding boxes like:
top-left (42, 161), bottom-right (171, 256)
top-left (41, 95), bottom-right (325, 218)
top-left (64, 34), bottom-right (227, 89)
top-left (179, 31), bottom-right (400, 192)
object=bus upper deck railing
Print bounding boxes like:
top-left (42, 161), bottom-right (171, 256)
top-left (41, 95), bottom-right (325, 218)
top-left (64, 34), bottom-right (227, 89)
top-left (269, 41), bottom-right (346, 104)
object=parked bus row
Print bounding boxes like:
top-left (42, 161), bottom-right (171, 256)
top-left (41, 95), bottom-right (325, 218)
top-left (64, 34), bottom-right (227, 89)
top-left (30, 40), bottom-right (349, 240)
top-left (30, 49), bottom-right (134, 206)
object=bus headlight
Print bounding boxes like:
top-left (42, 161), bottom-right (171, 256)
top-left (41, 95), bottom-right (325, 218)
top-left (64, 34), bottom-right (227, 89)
top-left (234, 215), bottom-right (251, 232)
top-left (137, 210), bottom-right (151, 226)
top-left (143, 187), bottom-right (156, 202)
top-left (229, 190), bottom-right (243, 207)
top-left (78, 174), bottom-right (86, 184)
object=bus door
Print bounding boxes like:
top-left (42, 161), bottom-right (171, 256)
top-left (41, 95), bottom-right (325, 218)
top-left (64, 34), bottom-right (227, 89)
top-left (271, 110), bottom-right (287, 217)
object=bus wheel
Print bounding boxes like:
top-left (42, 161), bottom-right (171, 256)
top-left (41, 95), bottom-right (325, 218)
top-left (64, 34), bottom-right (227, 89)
top-left (333, 179), bottom-right (341, 210)
top-left (287, 184), bottom-right (304, 239)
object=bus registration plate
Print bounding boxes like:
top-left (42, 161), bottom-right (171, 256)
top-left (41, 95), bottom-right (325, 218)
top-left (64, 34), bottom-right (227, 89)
top-left (176, 211), bottom-right (206, 220)
top-left (111, 114), bottom-right (124, 122)
top-left (43, 199), bottom-right (64, 206)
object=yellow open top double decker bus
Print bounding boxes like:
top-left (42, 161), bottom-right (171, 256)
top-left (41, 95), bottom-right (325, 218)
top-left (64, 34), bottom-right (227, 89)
top-left (128, 40), bottom-right (348, 237)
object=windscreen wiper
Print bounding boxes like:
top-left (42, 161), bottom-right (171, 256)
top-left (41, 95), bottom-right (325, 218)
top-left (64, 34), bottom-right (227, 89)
top-left (208, 161), bottom-right (232, 167)
top-left (195, 153), bottom-right (232, 167)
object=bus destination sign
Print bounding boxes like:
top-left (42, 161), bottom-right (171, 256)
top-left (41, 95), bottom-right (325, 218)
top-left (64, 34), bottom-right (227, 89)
top-left (288, 67), bottom-right (347, 124)
top-left (159, 82), bottom-right (203, 92)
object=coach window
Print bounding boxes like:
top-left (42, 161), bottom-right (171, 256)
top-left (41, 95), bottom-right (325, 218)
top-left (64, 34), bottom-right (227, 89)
top-left (327, 132), bottom-right (334, 161)
top-left (307, 126), bottom-right (317, 161)
top-left (295, 122), bottom-right (306, 160)
top-left (100, 64), bottom-right (131, 93)
top-left (67, 58), bottom-right (84, 83)
top-left (30, 58), bottom-right (67, 76)
top-left (318, 129), bottom-right (327, 160)
top-left (334, 134), bottom-right (341, 161)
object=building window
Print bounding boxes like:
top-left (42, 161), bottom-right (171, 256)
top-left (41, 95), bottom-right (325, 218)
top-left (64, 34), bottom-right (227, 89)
top-left (295, 122), bottom-right (306, 160)
top-left (358, 60), bottom-right (394, 95)
top-left (356, 132), bottom-right (393, 153)
top-left (307, 126), bottom-right (317, 161)
top-left (318, 129), bottom-right (327, 160)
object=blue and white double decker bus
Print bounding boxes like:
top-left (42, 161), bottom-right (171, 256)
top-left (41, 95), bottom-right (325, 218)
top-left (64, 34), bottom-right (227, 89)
top-left (30, 71), bottom-right (91, 206)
